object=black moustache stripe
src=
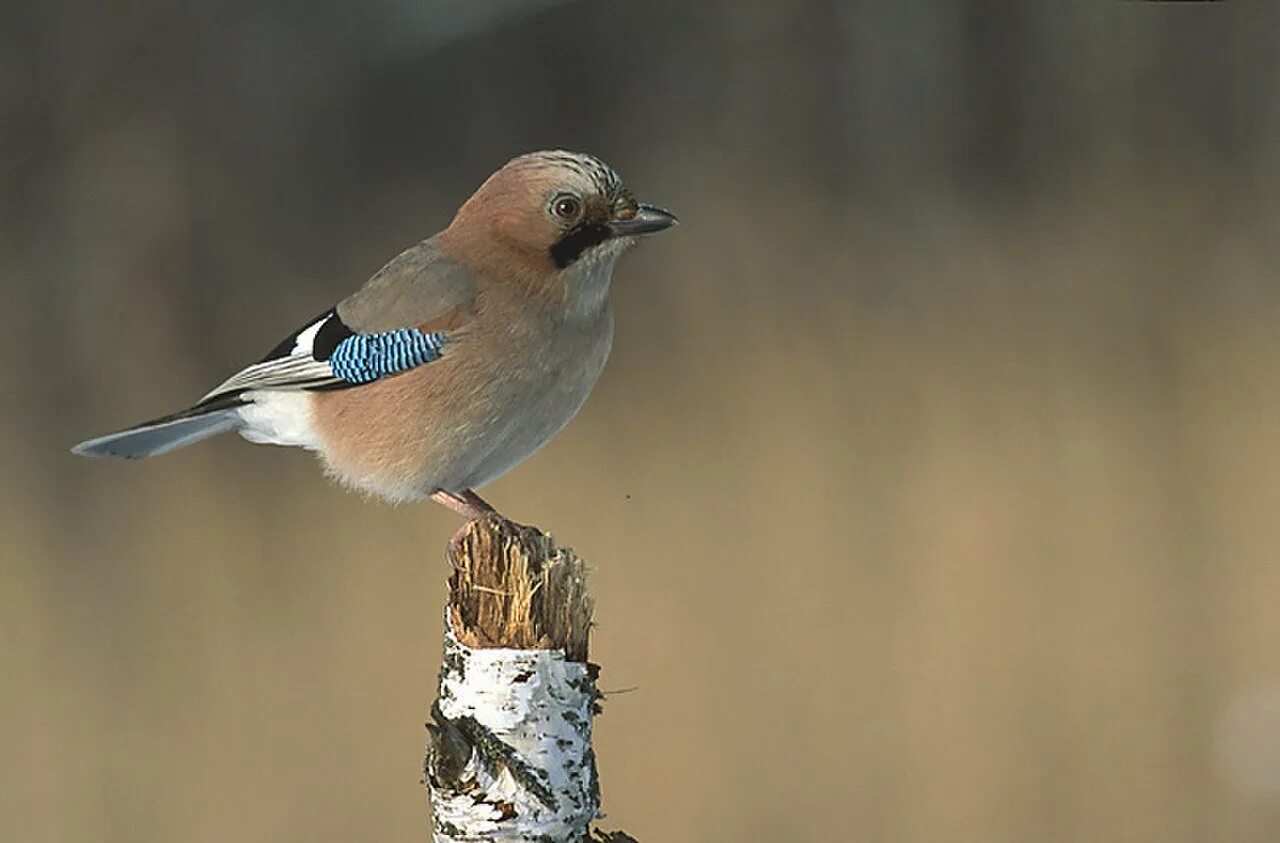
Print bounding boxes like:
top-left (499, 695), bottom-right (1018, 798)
top-left (549, 223), bottom-right (611, 269)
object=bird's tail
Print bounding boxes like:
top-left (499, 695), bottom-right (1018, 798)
top-left (71, 400), bottom-right (244, 460)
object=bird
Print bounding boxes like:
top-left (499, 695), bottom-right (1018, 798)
top-left (72, 150), bottom-right (677, 530)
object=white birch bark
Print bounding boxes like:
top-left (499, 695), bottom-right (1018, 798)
top-left (428, 617), bottom-right (598, 840)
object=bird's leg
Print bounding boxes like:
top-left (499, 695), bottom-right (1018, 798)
top-left (430, 489), bottom-right (538, 556)
top-left (456, 489), bottom-right (498, 516)
top-left (430, 489), bottom-right (497, 521)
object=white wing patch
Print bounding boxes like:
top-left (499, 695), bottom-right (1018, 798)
top-left (292, 317), bottom-right (326, 356)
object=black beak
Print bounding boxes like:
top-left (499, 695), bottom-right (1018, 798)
top-left (607, 204), bottom-right (678, 237)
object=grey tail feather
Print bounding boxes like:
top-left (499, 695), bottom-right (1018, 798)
top-left (71, 399), bottom-right (246, 460)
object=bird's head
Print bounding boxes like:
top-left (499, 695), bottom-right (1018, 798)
top-left (442, 150), bottom-right (676, 289)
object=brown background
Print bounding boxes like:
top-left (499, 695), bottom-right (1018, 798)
top-left (4, 3), bottom-right (1280, 841)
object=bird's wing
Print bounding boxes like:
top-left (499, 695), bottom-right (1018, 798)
top-left (197, 237), bottom-right (477, 405)
top-left (335, 235), bottom-right (477, 333)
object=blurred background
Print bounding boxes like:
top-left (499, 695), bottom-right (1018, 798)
top-left (4, 2), bottom-right (1280, 841)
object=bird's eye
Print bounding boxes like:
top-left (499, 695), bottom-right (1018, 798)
top-left (551, 194), bottom-right (582, 222)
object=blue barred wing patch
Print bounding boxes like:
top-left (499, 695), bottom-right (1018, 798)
top-left (328, 329), bottom-right (447, 384)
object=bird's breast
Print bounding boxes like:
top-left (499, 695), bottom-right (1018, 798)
top-left (458, 306), bottom-right (615, 487)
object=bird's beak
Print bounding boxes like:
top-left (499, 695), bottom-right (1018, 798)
top-left (607, 204), bottom-right (678, 237)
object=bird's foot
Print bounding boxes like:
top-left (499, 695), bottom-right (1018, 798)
top-left (432, 489), bottom-right (542, 558)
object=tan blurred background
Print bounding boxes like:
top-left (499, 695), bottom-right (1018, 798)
top-left (4, 2), bottom-right (1280, 841)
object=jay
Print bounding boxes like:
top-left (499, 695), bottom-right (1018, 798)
top-left (73, 150), bottom-right (677, 524)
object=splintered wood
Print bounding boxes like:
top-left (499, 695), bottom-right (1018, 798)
top-left (446, 518), bottom-right (592, 662)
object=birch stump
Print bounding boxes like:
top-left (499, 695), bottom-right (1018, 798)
top-left (425, 518), bottom-right (632, 842)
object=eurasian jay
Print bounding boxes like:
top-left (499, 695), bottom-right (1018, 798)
top-left (72, 150), bottom-right (677, 523)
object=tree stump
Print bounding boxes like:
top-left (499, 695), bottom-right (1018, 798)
top-left (425, 518), bottom-right (630, 842)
